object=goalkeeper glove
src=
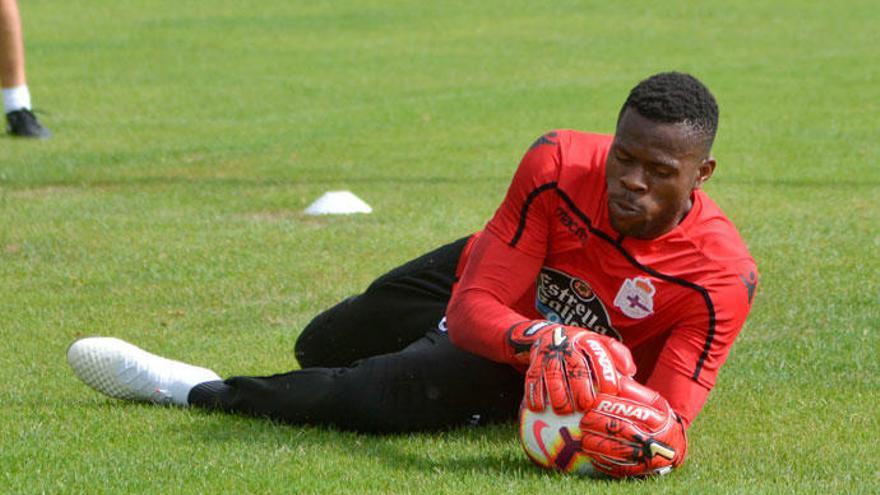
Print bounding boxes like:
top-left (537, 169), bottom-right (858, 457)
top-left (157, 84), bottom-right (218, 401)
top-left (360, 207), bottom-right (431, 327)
top-left (579, 376), bottom-right (688, 478)
top-left (508, 321), bottom-right (635, 415)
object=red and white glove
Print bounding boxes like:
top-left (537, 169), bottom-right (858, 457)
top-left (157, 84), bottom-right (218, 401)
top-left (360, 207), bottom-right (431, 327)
top-left (508, 321), bottom-right (636, 415)
top-left (579, 376), bottom-right (688, 478)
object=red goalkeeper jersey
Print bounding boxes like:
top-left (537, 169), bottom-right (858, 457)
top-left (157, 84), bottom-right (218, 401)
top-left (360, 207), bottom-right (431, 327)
top-left (446, 130), bottom-right (758, 426)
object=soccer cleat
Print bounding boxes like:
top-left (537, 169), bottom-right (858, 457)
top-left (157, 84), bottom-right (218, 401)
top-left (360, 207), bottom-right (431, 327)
top-left (67, 337), bottom-right (221, 406)
top-left (6, 109), bottom-right (51, 139)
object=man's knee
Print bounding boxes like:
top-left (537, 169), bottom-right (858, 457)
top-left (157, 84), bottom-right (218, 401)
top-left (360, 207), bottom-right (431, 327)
top-left (294, 296), bottom-right (358, 368)
top-left (293, 329), bottom-right (318, 368)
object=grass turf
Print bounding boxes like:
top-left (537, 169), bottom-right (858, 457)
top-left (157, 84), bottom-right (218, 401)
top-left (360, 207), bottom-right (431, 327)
top-left (2, 0), bottom-right (878, 493)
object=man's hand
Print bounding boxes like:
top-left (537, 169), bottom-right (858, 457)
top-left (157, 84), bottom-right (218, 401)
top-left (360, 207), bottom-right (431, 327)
top-left (579, 376), bottom-right (688, 478)
top-left (509, 322), bottom-right (635, 414)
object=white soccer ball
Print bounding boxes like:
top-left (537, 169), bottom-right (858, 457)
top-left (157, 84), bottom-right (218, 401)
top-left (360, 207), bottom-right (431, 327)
top-left (518, 403), bottom-right (596, 476)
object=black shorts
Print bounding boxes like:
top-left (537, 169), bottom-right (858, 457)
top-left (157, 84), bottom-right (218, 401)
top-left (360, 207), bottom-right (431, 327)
top-left (189, 237), bottom-right (524, 433)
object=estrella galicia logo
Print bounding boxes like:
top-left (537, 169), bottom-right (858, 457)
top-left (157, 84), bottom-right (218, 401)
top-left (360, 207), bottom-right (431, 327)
top-left (535, 267), bottom-right (621, 340)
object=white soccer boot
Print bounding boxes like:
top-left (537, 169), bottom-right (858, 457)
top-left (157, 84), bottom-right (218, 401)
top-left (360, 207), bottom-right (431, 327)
top-left (67, 337), bottom-right (221, 406)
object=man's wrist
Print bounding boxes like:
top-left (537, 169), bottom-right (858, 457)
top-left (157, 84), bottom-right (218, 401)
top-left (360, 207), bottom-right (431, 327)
top-left (506, 320), bottom-right (556, 363)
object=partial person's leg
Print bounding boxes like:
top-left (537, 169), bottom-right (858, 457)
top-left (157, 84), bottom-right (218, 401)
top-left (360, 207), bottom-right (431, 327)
top-left (294, 236), bottom-right (471, 368)
top-left (0, 0), bottom-right (26, 88)
top-left (190, 331), bottom-right (523, 432)
top-left (0, 0), bottom-right (49, 138)
top-left (68, 234), bottom-right (511, 431)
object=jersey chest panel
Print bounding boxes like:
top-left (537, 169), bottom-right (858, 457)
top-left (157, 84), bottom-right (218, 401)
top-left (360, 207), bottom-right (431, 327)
top-left (527, 204), bottom-right (692, 347)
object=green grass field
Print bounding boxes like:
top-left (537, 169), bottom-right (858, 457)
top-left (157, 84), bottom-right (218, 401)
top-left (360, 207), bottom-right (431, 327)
top-left (2, 0), bottom-right (878, 493)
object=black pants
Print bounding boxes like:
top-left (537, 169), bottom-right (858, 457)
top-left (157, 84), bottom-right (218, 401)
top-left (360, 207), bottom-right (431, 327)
top-left (189, 237), bottom-right (524, 433)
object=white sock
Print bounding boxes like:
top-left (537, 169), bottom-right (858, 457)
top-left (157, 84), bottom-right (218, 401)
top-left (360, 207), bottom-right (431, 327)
top-left (166, 364), bottom-right (221, 406)
top-left (3, 85), bottom-right (32, 113)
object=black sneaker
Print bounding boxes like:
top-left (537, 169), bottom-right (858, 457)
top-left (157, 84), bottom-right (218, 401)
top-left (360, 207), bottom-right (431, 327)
top-left (6, 109), bottom-right (51, 139)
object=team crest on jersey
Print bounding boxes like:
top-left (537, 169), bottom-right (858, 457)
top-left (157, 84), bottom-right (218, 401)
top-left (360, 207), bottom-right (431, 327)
top-left (613, 276), bottom-right (656, 319)
top-left (535, 267), bottom-right (621, 340)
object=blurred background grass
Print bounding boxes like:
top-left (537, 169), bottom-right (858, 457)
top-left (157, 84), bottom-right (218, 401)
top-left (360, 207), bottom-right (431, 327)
top-left (1, 1), bottom-right (877, 493)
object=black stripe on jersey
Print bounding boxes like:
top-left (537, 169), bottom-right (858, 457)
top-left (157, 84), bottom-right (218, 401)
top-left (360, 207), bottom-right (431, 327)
top-left (508, 182), bottom-right (717, 382)
top-left (509, 182), bottom-right (558, 248)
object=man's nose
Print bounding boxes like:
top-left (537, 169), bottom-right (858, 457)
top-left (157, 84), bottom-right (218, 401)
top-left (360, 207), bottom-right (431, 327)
top-left (619, 166), bottom-right (647, 192)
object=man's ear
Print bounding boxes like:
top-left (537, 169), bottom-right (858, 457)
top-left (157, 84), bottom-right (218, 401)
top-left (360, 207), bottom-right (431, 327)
top-left (694, 157), bottom-right (716, 189)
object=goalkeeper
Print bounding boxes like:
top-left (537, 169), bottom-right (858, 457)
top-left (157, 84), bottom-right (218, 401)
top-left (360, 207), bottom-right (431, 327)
top-left (68, 72), bottom-right (757, 477)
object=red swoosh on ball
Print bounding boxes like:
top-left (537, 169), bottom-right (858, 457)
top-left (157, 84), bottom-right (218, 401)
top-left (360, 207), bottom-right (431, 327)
top-left (532, 419), bottom-right (552, 461)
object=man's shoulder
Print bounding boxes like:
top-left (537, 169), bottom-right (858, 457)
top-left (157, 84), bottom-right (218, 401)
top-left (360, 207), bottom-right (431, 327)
top-left (691, 192), bottom-right (752, 253)
top-left (547, 130), bottom-right (613, 182)
top-left (683, 191), bottom-right (758, 289)
top-left (550, 130), bottom-right (613, 152)
top-left (516, 130), bottom-right (612, 184)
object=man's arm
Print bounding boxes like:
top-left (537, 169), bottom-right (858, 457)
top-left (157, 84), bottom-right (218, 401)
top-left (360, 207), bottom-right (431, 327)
top-left (446, 230), bottom-right (544, 365)
top-left (647, 268), bottom-right (758, 427)
top-left (446, 132), bottom-right (564, 364)
top-left (646, 359), bottom-right (709, 428)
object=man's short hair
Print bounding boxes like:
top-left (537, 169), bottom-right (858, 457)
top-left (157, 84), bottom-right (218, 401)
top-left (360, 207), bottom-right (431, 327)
top-left (619, 72), bottom-right (719, 151)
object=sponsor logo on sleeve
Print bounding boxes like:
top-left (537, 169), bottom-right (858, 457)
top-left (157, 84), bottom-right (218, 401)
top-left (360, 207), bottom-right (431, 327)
top-left (613, 276), bottom-right (656, 319)
top-left (739, 271), bottom-right (758, 304)
top-left (528, 131), bottom-right (558, 150)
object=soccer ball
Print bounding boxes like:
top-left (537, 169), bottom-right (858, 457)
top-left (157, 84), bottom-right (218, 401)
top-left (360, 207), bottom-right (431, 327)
top-left (518, 403), bottom-right (596, 476)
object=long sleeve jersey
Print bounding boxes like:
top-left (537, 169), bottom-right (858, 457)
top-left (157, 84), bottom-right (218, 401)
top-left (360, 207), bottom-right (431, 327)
top-left (446, 130), bottom-right (758, 426)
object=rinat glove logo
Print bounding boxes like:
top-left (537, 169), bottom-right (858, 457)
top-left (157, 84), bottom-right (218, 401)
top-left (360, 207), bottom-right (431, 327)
top-left (596, 399), bottom-right (663, 422)
top-left (586, 339), bottom-right (617, 384)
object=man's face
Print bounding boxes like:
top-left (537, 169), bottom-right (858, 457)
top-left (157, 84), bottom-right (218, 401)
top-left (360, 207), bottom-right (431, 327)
top-left (605, 108), bottom-right (716, 239)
